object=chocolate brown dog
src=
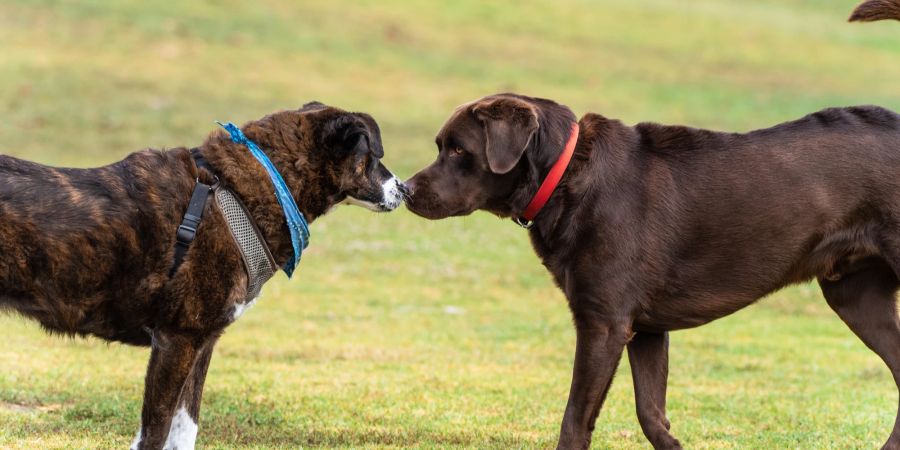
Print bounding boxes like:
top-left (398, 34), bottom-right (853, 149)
top-left (0, 101), bottom-right (404, 449)
top-left (405, 4), bottom-right (899, 448)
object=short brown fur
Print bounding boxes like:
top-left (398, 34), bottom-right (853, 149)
top-left (408, 6), bottom-right (900, 448)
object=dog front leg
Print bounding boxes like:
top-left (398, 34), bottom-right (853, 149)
top-left (557, 318), bottom-right (630, 450)
top-left (164, 335), bottom-right (220, 450)
top-left (132, 330), bottom-right (202, 450)
top-left (627, 331), bottom-right (681, 450)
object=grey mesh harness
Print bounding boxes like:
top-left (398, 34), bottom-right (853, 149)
top-left (214, 187), bottom-right (278, 302)
top-left (170, 149), bottom-right (280, 303)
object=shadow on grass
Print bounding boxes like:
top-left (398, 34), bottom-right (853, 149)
top-left (196, 399), bottom-right (543, 447)
top-left (199, 425), bottom-right (539, 448)
top-left (2, 391), bottom-right (546, 448)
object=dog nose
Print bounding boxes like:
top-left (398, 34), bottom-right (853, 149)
top-left (399, 179), bottom-right (413, 197)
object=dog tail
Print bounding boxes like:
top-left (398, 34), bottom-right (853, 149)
top-left (849, 0), bottom-right (900, 22)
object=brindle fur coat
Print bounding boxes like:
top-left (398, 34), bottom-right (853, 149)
top-left (0, 102), bottom-right (404, 450)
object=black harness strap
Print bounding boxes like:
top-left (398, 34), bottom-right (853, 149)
top-left (191, 147), bottom-right (216, 175)
top-left (169, 149), bottom-right (216, 277)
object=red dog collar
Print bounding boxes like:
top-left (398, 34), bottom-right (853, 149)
top-left (516, 122), bottom-right (580, 227)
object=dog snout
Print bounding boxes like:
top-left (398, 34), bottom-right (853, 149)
top-left (398, 180), bottom-right (412, 198)
top-left (376, 176), bottom-right (404, 211)
top-left (403, 178), bottom-right (417, 197)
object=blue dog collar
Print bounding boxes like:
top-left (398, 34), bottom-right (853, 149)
top-left (216, 121), bottom-right (310, 278)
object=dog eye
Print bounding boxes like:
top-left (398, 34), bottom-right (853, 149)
top-left (449, 148), bottom-right (465, 157)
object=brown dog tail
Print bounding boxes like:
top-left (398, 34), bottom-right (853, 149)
top-left (850, 0), bottom-right (900, 22)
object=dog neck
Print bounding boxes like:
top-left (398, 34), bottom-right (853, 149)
top-left (515, 123), bottom-right (579, 225)
top-left (194, 136), bottom-right (328, 270)
top-left (525, 115), bottom-right (635, 258)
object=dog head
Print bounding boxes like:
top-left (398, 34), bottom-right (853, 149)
top-left (230, 101), bottom-right (405, 217)
top-left (405, 93), bottom-right (576, 220)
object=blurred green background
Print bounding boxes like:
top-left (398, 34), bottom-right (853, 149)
top-left (0, 0), bottom-right (899, 448)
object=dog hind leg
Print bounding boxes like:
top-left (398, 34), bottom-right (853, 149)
top-left (819, 259), bottom-right (900, 450)
top-left (628, 331), bottom-right (682, 450)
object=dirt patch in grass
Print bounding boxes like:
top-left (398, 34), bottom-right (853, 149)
top-left (1, 401), bottom-right (63, 414)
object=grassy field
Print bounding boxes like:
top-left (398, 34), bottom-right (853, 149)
top-left (1, 0), bottom-right (899, 448)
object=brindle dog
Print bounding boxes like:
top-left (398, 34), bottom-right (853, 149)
top-left (405, 4), bottom-right (899, 449)
top-left (0, 102), bottom-right (404, 450)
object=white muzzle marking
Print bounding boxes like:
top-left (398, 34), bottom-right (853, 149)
top-left (344, 175), bottom-right (404, 212)
top-left (380, 176), bottom-right (404, 211)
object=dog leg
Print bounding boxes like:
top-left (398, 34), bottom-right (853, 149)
top-left (819, 261), bottom-right (900, 450)
top-left (627, 332), bottom-right (681, 450)
top-left (557, 319), bottom-right (630, 450)
top-left (163, 336), bottom-right (219, 450)
top-left (133, 331), bottom-right (203, 450)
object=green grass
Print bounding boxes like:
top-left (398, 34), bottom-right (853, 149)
top-left (0, 0), bottom-right (899, 448)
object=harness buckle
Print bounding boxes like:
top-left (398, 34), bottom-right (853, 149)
top-left (176, 224), bottom-right (197, 244)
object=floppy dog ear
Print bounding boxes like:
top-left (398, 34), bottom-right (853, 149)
top-left (325, 115), bottom-right (377, 157)
top-left (355, 113), bottom-right (384, 158)
top-left (473, 97), bottom-right (539, 174)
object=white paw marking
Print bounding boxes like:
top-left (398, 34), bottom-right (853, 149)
top-left (130, 426), bottom-right (142, 450)
top-left (344, 175), bottom-right (404, 212)
top-left (232, 296), bottom-right (258, 321)
top-left (163, 406), bottom-right (198, 450)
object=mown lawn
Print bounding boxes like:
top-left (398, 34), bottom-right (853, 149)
top-left (0, 0), bottom-right (899, 448)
